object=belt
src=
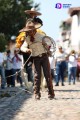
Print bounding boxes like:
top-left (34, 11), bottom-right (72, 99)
top-left (34, 53), bottom-right (47, 58)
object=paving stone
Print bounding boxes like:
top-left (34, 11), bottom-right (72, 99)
top-left (0, 82), bottom-right (80, 120)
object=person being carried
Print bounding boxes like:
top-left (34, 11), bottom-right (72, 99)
top-left (16, 8), bottom-right (45, 84)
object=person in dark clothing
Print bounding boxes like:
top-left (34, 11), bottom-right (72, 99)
top-left (22, 52), bottom-right (34, 83)
top-left (5, 50), bottom-right (13, 87)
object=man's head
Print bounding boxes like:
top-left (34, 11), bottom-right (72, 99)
top-left (58, 46), bottom-right (63, 52)
top-left (70, 50), bottom-right (76, 55)
top-left (25, 18), bottom-right (37, 36)
top-left (7, 50), bottom-right (11, 55)
top-left (19, 18), bottom-right (42, 36)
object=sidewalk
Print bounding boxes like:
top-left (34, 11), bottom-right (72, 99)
top-left (0, 82), bottom-right (80, 120)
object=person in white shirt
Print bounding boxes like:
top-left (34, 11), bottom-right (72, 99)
top-left (12, 50), bottom-right (23, 87)
top-left (54, 46), bottom-right (67, 86)
top-left (68, 50), bottom-right (77, 85)
top-left (5, 50), bottom-right (13, 87)
top-left (0, 52), bottom-right (6, 89)
top-left (49, 56), bottom-right (54, 80)
top-left (76, 52), bottom-right (80, 80)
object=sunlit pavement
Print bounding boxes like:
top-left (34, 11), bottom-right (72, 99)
top-left (0, 81), bottom-right (80, 120)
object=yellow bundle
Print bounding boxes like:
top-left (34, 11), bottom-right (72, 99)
top-left (16, 32), bottom-right (26, 48)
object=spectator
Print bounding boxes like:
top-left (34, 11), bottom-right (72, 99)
top-left (0, 52), bottom-right (6, 89)
top-left (5, 50), bottom-right (13, 87)
top-left (49, 56), bottom-right (54, 80)
top-left (76, 52), bottom-right (80, 80)
top-left (54, 46), bottom-right (67, 86)
top-left (22, 52), bottom-right (34, 83)
top-left (12, 49), bottom-right (23, 87)
top-left (68, 50), bottom-right (77, 85)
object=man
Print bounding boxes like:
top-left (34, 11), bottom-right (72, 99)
top-left (20, 19), bottom-right (55, 100)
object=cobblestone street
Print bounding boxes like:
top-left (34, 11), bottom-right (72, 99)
top-left (0, 82), bottom-right (80, 120)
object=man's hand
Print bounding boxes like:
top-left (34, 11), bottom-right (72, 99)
top-left (26, 49), bottom-right (32, 54)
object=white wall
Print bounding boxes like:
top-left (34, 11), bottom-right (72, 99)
top-left (71, 13), bottom-right (80, 51)
top-left (77, 12), bottom-right (80, 50)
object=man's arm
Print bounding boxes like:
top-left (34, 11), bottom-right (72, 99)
top-left (20, 41), bottom-right (32, 53)
top-left (20, 41), bottom-right (28, 52)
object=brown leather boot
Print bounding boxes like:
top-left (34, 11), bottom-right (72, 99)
top-left (35, 93), bottom-right (41, 100)
top-left (48, 94), bottom-right (55, 100)
top-left (48, 90), bottom-right (55, 100)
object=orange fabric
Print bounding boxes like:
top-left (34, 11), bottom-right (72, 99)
top-left (16, 32), bottom-right (26, 48)
top-left (37, 29), bottom-right (46, 35)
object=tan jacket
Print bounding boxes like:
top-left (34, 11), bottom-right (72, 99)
top-left (21, 32), bottom-right (47, 57)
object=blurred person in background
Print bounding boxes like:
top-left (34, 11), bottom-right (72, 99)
top-left (49, 56), bottom-right (54, 81)
top-left (54, 46), bottom-right (67, 86)
top-left (0, 52), bottom-right (6, 89)
top-left (68, 50), bottom-right (78, 85)
top-left (12, 49), bottom-right (23, 87)
top-left (76, 51), bottom-right (80, 81)
top-left (5, 50), bottom-right (13, 87)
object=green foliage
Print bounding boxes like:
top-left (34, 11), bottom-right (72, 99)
top-left (59, 21), bottom-right (70, 30)
top-left (0, 33), bottom-right (7, 52)
top-left (0, 0), bottom-right (39, 40)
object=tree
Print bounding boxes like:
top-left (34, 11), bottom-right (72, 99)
top-left (0, 33), bottom-right (7, 52)
top-left (0, 0), bottom-right (40, 40)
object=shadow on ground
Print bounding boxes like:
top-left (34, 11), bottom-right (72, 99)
top-left (54, 89), bottom-right (80, 92)
top-left (0, 87), bottom-right (33, 120)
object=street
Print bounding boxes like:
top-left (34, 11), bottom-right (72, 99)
top-left (0, 81), bottom-right (80, 120)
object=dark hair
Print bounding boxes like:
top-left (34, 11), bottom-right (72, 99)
top-left (26, 17), bottom-right (43, 26)
top-left (7, 50), bottom-right (10, 54)
top-left (33, 17), bottom-right (43, 25)
top-left (71, 50), bottom-right (75, 54)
